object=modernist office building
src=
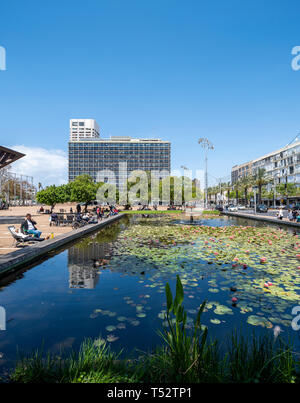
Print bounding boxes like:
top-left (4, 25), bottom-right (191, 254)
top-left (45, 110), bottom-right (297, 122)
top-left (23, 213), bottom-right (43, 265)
top-left (68, 119), bottom-right (171, 184)
top-left (231, 139), bottom-right (300, 188)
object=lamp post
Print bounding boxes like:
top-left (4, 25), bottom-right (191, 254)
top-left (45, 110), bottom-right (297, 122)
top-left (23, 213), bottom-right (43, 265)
top-left (273, 173), bottom-right (279, 209)
top-left (198, 138), bottom-right (214, 208)
top-left (181, 165), bottom-right (189, 208)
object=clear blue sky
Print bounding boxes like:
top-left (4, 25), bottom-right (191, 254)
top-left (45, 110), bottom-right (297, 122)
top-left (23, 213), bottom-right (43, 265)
top-left (1, 0), bottom-right (300, 185)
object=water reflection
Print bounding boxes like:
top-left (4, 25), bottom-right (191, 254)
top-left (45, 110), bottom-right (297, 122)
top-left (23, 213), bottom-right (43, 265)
top-left (1, 213), bottom-right (300, 373)
top-left (68, 240), bottom-right (112, 289)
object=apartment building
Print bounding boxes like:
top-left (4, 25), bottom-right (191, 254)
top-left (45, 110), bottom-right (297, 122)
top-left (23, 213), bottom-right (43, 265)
top-left (231, 139), bottom-right (300, 187)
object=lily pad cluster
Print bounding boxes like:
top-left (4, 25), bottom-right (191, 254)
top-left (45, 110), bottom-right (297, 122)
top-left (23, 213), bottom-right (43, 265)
top-left (101, 217), bottom-right (300, 331)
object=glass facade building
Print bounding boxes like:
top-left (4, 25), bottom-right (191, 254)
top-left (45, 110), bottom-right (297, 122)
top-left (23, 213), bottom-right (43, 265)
top-left (68, 137), bottom-right (171, 184)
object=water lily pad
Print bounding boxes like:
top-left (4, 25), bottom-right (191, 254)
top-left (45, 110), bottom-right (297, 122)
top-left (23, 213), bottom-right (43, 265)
top-left (247, 315), bottom-right (268, 327)
top-left (107, 335), bottom-right (119, 342)
top-left (208, 288), bottom-right (219, 293)
top-left (94, 338), bottom-right (106, 347)
top-left (214, 305), bottom-right (233, 316)
top-left (105, 325), bottom-right (116, 332)
top-left (210, 318), bottom-right (221, 324)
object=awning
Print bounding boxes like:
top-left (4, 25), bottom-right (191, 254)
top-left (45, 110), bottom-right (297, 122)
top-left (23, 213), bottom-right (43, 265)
top-left (0, 146), bottom-right (25, 169)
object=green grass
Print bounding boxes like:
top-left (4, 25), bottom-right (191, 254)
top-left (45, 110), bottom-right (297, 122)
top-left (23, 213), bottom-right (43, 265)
top-left (202, 210), bottom-right (220, 215)
top-left (8, 276), bottom-right (300, 384)
top-left (122, 210), bottom-right (220, 215)
top-left (122, 210), bottom-right (183, 214)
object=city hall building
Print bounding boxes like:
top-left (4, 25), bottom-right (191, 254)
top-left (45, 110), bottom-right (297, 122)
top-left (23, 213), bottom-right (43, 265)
top-left (68, 119), bottom-right (171, 185)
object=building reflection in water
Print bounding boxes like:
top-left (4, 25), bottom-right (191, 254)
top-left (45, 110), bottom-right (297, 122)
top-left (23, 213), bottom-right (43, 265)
top-left (67, 240), bottom-right (111, 289)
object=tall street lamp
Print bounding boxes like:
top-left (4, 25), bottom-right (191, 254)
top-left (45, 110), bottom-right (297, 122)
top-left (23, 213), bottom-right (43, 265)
top-left (273, 173), bottom-right (279, 208)
top-left (198, 138), bottom-right (214, 208)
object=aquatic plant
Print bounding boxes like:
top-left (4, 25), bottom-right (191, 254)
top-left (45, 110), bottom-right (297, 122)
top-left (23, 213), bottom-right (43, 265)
top-left (9, 277), bottom-right (300, 384)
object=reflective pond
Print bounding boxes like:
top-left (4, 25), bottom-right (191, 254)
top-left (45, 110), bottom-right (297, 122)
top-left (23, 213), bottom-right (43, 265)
top-left (1, 214), bottom-right (300, 371)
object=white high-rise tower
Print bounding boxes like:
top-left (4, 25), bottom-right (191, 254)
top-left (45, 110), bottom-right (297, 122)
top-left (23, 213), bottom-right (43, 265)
top-left (69, 119), bottom-right (100, 141)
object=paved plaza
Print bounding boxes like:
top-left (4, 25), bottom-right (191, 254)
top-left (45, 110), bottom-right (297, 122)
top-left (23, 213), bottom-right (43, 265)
top-left (0, 204), bottom-right (79, 255)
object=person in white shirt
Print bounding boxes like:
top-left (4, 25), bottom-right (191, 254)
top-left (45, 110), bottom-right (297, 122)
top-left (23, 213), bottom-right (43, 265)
top-left (21, 214), bottom-right (42, 238)
top-left (277, 208), bottom-right (283, 220)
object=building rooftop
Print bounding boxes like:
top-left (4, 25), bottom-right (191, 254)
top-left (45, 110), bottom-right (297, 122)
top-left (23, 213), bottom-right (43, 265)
top-left (232, 139), bottom-right (300, 170)
top-left (69, 136), bottom-right (170, 143)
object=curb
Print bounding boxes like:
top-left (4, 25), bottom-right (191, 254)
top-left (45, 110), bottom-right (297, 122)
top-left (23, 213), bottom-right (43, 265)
top-left (222, 211), bottom-right (300, 228)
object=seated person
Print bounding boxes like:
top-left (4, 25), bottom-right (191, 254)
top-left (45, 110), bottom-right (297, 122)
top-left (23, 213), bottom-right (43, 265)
top-left (14, 227), bottom-right (45, 242)
top-left (87, 213), bottom-right (98, 224)
top-left (21, 214), bottom-right (42, 238)
top-left (82, 212), bottom-right (90, 221)
top-left (50, 212), bottom-right (58, 225)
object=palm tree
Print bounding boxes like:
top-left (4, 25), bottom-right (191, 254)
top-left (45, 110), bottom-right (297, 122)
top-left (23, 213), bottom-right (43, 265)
top-left (223, 182), bottom-right (232, 204)
top-left (253, 168), bottom-right (270, 204)
top-left (215, 185), bottom-right (220, 204)
top-left (233, 180), bottom-right (242, 205)
top-left (219, 182), bottom-right (227, 205)
top-left (207, 187), bottom-right (214, 206)
top-left (240, 175), bottom-right (253, 206)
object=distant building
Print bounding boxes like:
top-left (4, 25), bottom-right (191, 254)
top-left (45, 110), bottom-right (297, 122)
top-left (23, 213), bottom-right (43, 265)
top-left (69, 119), bottom-right (100, 141)
top-left (68, 119), bottom-right (171, 185)
top-left (231, 161), bottom-right (253, 184)
top-left (231, 139), bottom-right (300, 187)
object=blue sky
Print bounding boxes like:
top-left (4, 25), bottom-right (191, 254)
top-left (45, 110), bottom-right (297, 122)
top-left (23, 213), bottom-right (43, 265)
top-left (1, 0), bottom-right (300, 185)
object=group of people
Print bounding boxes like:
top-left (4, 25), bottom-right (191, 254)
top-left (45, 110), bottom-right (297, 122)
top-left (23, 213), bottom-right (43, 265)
top-left (19, 203), bottom-right (120, 242)
top-left (75, 203), bottom-right (118, 220)
top-left (287, 209), bottom-right (300, 223)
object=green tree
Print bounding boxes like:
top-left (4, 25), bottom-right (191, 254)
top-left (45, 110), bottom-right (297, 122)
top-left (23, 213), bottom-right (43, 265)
top-left (233, 180), bottom-right (242, 205)
top-left (253, 168), bottom-right (270, 204)
top-left (69, 175), bottom-right (97, 212)
top-left (276, 183), bottom-right (298, 198)
top-left (240, 175), bottom-right (253, 205)
top-left (159, 176), bottom-right (202, 206)
top-left (223, 182), bottom-right (232, 204)
top-left (36, 185), bottom-right (67, 212)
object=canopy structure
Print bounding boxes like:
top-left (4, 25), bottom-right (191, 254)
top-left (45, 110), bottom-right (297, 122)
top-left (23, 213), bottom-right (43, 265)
top-left (0, 146), bottom-right (25, 169)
